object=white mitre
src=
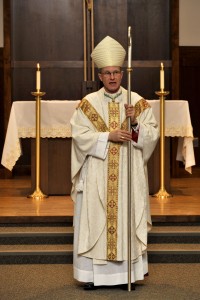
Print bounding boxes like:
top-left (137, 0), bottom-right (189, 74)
top-left (91, 36), bottom-right (126, 68)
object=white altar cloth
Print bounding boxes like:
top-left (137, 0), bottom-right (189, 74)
top-left (149, 100), bottom-right (195, 173)
top-left (1, 100), bottom-right (195, 173)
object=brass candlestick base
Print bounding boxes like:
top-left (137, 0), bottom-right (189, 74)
top-left (153, 188), bottom-right (172, 199)
top-left (153, 89), bottom-right (172, 199)
top-left (28, 90), bottom-right (48, 200)
top-left (28, 188), bottom-right (47, 200)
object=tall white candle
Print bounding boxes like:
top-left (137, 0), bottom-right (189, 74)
top-left (160, 62), bottom-right (164, 91)
top-left (36, 63), bottom-right (41, 91)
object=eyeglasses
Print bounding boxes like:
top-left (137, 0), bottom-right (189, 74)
top-left (100, 70), bottom-right (122, 77)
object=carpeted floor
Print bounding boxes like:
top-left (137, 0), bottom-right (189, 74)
top-left (0, 263), bottom-right (199, 300)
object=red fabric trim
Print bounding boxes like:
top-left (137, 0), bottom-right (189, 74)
top-left (132, 128), bottom-right (139, 143)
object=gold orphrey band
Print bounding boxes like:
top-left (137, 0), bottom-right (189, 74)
top-left (107, 102), bottom-right (121, 260)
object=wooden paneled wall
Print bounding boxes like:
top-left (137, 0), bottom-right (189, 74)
top-left (10, 0), bottom-right (172, 102)
top-left (1, 0), bottom-right (178, 177)
top-left (180, 46), bottom-right (200, 168)
top-left (0, 48), bottom-right (4, 167)
top-left (11, 0), bottom-right (84, 100)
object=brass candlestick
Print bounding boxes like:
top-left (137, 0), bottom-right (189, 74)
top-left (28, 90), bottom-right (48, 200)
top-left (153, 89), bottom-right (172, 199)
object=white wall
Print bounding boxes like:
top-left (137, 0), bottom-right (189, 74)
top-left (179, 0), bottom-right (200, 46)
top-left (0, 0), bottom-right (3, 47)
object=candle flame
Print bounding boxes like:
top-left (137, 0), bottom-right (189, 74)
top-left (161, 62), bottom-right (164, 70)
top-left (37, 63), bottom-right (40, 70)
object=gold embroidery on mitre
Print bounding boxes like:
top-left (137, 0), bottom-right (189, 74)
top-left (134, 98), bottom-right (150, 118)
top-left (107, 102), bottom-right (121, 261)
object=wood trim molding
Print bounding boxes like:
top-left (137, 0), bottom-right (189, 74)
top-left (179, 46), bottom-right (200, 66)
top-left (171, 0), bottom-right (180, 177)
top-left (3, 0), bottom-right (12, 134)
top-left (171, 0), bottom-right (179, 100)
top-left (3, 0), bottom-right (12, 178)
top-left (12, 60), bottom-right (172, 69)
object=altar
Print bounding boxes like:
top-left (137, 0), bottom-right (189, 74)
top-left (1, 100), bottom-right (195, 195)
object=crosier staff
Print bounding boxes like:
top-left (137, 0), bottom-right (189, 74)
top-left (127, 26), bottom-right (133, 292)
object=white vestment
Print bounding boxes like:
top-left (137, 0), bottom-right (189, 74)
top-left (70, 87), bottom-right (159, 286)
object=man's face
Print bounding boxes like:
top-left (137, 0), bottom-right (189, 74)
top-left (98, 66), bottom-right (123, 94)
